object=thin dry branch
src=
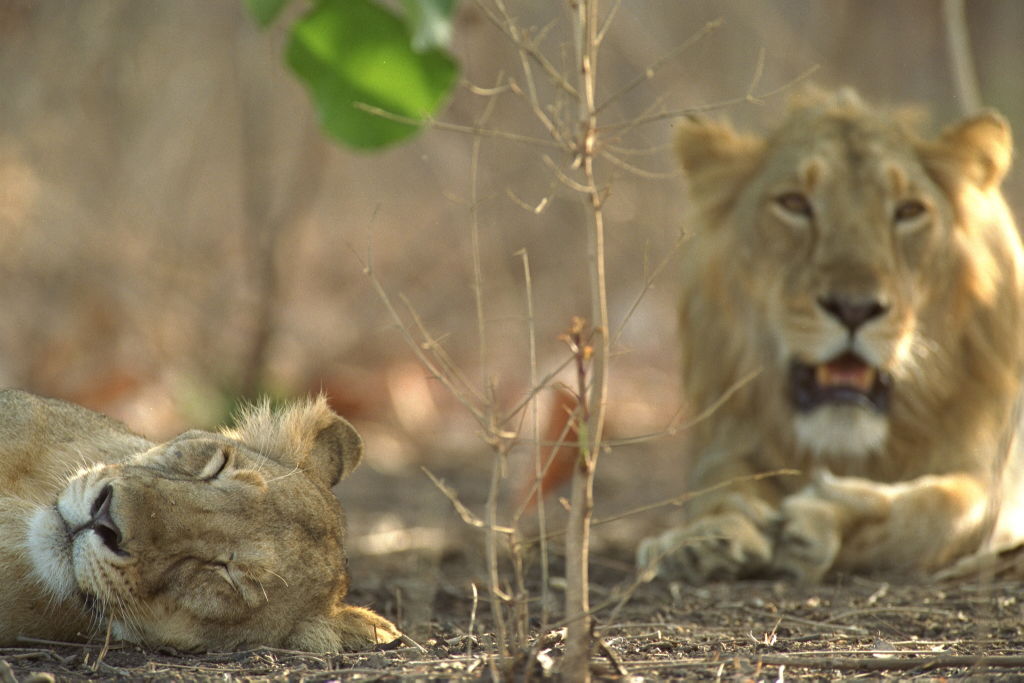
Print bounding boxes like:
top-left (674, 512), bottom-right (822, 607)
top-left (357, 247), bottom-right (489, 427)
top-left (563, 2), bottom-right (610, 678)
top-left (398, 294), bottom-right (489, 412)
top-left (511, 400), bottom-right (581, 523)
top-left (476, 0), bottom-right (579, 99)
top-left (517, 248), bottom-right (551, 626)
top-left (941, 0), bottom-right (982, 114)
top-left (600, 63), bottom-right (821, 131)
top-left (506, 187), bottom-right (553, 214)
top-left (593, 0), bottom-right (621, 47)
top-left (422, 466), bottom-right (515, 535)
top-left (611, 233), bottom-right (686, 347)
top-left (528, 469), bottom-right (801, 545)
top-left (607, 367), bottom-right (762, 447)
top-left (755, 653), bottom-right (1024, 673)
top-left (499, 355), bottom-right (577, 425)
top-left (485, 449), bottom-right (511, 654)
top-left (595, 18), bottom-right (723, 115)
top-left (352, 102), bottom-right (563, 149)
top-left (599, 149), bottom-right (679, 180)
top-left (491, 1), bottom-right (573, 151)
top-left (469, 76), bottom-right (502, 392)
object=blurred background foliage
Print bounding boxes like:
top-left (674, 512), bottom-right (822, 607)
top-left (0, 1), bottom-right (1021, 516)
top-left (277, 0), bottom-right (459, 149)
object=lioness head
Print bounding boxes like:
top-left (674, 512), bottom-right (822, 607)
top-left (27, 397), bottom-right (400, 651)
top-left (676, 89), bottom-right (1019, 459)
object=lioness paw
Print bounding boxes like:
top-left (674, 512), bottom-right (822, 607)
top-left (637, 512), bottom-right (772, 584)
top-left (287, 606), bottom-right (402, 653)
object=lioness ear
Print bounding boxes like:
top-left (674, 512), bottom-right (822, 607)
top-left (286, 605), bottom-right (401, 652)
top-left (920, 110), bottom-right (1012, 190)
top-left (675, 117), bottom-right (765, 215)
top-left (224, 395), bottom-right (363, 488)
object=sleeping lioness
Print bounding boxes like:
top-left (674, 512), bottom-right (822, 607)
top-left (638, 89), bottom-right (1024, 583)
top-left (0, 389), bottom-right (400, 651)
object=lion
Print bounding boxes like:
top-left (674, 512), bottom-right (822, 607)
top-left (0, 389), bottom-right (401, 651)
top-left (636, 89), bottom-right (1024, 583)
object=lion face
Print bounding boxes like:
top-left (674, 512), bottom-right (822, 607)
top-left (25, 399), bottom-right (397, 651)
top-left (676, 89), bottom-right (1016, 460)
top-left (756, 110), bottom-right (951, 455)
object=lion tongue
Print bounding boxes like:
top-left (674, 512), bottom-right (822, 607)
top-left (815, 356), bottom-right (876, 392)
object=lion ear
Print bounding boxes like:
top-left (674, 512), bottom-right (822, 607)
top-left (675, 117), bottom-right (765, 215)
top-left (921, 111), bottom-right (1012, 190)
top-left (285, 605), bottom-right (401, 652)
top-left (224, 396), bottom-right (363, 488)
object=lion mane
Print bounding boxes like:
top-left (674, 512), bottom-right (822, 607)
top-left (638, 89), bottom-right (1024, 582)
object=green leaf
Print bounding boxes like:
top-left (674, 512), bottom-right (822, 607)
top-left (287, 0), bottom-right (459, 150)
top-left (401, 0), bottom-right (457, 52)
top-left (244, 0), bottom-right (289, 27)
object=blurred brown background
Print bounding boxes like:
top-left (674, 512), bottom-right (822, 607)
top-left (1, 2), bottom-right (1022, 565)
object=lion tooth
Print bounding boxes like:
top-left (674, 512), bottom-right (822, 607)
top-left (814, 362), bottom-right (876, 391)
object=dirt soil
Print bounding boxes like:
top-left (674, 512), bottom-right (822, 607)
top-left (5, 459), bottom-right (1024, 681)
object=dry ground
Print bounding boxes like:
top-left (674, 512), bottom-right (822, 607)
top-left (5, 568), bottom-right (1024, 680)
top-left (5, 458), bottom-right (1024, 682)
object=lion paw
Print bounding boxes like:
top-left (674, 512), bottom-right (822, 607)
top-left (769, 495), bottom-right (842, 583)
top-left (637, 512), bottom-right (773, 584)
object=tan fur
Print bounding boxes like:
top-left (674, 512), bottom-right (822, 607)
top-left (0, 390), bottom-right (400, 651)
top-left (637, 89), bottom-right (1024, 582)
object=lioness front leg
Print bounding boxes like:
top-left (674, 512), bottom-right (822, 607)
top-left (637, 493), bottom-right (775, 583)
top-left (773, 471), bottom-right (989, 579)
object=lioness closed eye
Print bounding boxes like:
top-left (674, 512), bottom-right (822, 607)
top-left (637, 89), bottom-right (1024, 583)
top-left (0, 389), bottom-right (400, 651)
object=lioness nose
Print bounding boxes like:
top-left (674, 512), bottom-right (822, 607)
top-left (817, 296), bottom-right (888, 332)
top-left (89, 484), bottom-right (126, 555)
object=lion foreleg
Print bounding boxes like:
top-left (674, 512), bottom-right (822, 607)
top-left (775, 470), bottom-right (989, 578)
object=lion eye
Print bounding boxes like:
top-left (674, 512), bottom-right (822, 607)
top-left (199, 447), bottom-right (232, 480)
top-left (893, 199), bottom-right (926, 222)
top-left (775, 192), bottom-right (814, 218)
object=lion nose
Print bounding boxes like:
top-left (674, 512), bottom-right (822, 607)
top-left (817, 296), bottom-right (888, 333)
top-left (89, 484), bottom-right (126, 555)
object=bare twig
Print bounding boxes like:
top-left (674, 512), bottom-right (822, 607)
top-left (90, 617), bottom-right (115, 672)
top-left (755, 653), bottom-right (1024, 673)
top-left (476, 0), bottom-right (579, 99)
top-left (491, 1), bottom-right (573, 151)
top-left (512, 392), bottom-right (581, 524)
top-left (467, 582), bottom-right (480, 658)
top-left (595, 19), bottom-right (723, 114)
top-left (607, 367), bottom-right (762, 447)
top-left (352, 102), bottom-right (563, 149)
top-left (599, 63), bottom-right (821, 131)
top-left (235, 61), bottom-right (327, 397)
top-left (593, 0), bottom-right (621, 46)
top-left (470, 78), bottom-right (502, 386)
top-left (422, 466), bottom-right (514, 534)
top-left (528, 470), bottom-right (801, 545)
top-left (598, 638), bottom-right (629, 676)
top-left (599, 149), bottom-right (679, 180)
top-left (941, 0), bottom-right (982, 114)
top-left (464, 78), bottom-right (517, 655)
top-left (485, 447), bottom-right (511, 655)
top-left (610, 233), bottom-right (686, 348)
top-left (517, 248), bottom-right (551, 627)
top-left (399, 295), bottom-right (488, 411)
top-left (562, 2), bottom-right (610, 678)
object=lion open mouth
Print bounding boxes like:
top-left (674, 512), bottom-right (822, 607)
top-left (790, 352), bottom-right (892, 413)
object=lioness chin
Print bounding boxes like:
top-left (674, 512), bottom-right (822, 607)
top-left (0, 389), bottom-right (400, 651)
top-left (637, 88), bottom-right (1024, 584)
